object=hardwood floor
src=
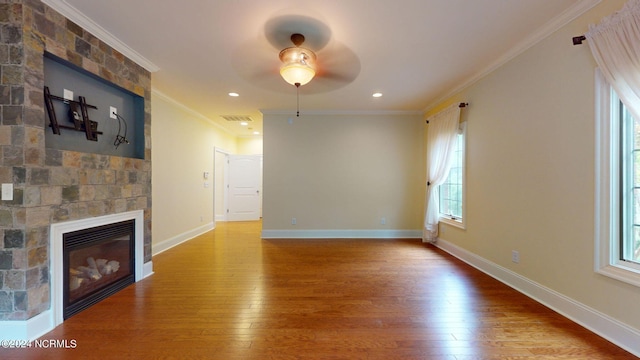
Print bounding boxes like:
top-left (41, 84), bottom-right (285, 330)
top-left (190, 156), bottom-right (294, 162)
top-left (2, 221), bottom-right (636, 359)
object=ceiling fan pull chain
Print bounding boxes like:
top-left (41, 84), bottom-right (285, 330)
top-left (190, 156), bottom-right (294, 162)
top-left (295, 82), bottom-right (300, 117)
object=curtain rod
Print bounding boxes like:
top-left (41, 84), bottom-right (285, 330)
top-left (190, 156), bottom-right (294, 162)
top-left (426, 103), bottom-right (468, 124)
top-left (573, 35), bottom-right (586, 45)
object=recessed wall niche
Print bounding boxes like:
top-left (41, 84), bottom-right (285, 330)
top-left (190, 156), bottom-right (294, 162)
top-left (43, 52), bottom-right (145, 159)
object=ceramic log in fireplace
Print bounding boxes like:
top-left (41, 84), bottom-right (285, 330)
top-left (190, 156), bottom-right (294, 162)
top-left (63, 220), bottom-right (135, 319)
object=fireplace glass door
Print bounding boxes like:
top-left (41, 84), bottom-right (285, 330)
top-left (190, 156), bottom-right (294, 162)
top-left (63, 219), bottom-right (135, 319)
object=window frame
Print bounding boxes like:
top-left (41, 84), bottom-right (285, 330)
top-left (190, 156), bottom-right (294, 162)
top-left (438, 122), bottom-right (466, 230)
top-left (595, 69), bottom-right (640, 287)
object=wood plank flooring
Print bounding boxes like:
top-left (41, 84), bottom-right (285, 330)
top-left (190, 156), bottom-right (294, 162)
top-left (2, 221), bottom-right (636, 359)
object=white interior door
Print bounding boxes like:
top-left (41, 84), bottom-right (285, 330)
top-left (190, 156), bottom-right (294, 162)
top-left (227, 155), bottom-right (262, 221)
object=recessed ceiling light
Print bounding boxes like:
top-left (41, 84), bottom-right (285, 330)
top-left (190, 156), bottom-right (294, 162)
top-left (253, 131), bottom-right (260, 135)
top-left (372, 92), bottom-right (383, 98)
top-left (240, 121), bottom-right (248, 126)
top-left (228, 92), bottom-right (239, 97)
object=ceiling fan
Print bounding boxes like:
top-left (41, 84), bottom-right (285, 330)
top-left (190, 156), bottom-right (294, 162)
top-left (232, 15), bottom-right (361, 95)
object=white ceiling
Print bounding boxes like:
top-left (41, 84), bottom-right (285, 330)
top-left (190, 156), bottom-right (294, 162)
top-left (45, 0), bottom-right (598, 137)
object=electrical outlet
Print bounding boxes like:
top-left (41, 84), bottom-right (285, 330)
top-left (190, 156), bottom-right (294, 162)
top-left (512, 250), bottom-right (520, 264)
top-left (63, 89), bottom-right (73, 101)
top-left (110, 106), bottom-right (117, 119)
top-left (291, 217), bottom-right (296, 225)
top-left (380, 217), bottom-right (386, 225)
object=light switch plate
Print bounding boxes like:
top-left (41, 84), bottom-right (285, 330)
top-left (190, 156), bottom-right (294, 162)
top-left (2, 183), bottom-right (13, 201)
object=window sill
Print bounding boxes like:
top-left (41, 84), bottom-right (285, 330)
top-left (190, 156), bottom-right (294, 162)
top-left (439, 216), bottom-right (465, 230)
top-left (596, 263), bottom-right (640, 288)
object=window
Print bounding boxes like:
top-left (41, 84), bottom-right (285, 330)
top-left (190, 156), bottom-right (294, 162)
top-left (438, 123), bottom-right (465, 228)
top-left (620, 100), bottom-right (640, 266)
top-left (595, 70), bottom-right (640, 287)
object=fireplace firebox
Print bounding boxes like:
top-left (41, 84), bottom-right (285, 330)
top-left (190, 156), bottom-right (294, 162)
top-left (63, 219), bottom-right (135, 319)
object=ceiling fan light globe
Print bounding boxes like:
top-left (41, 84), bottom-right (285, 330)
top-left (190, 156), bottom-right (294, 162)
top-left (280, 64), bottom-right (315, 86)
top-left (279, 46), bottom-right (317, 86)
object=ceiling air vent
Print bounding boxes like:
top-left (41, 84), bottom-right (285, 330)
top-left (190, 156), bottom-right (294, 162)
top-left (221, 115), bottom-right (253, 122)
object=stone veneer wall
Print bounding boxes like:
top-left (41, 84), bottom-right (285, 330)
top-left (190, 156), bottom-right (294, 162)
top-left (0, 0), bottom-right (152, 320)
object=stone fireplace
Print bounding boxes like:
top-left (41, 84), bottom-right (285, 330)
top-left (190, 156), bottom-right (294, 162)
top-left (0, 1), bottom-right (154, 340)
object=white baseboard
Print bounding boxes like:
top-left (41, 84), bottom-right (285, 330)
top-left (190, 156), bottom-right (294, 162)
top-left (0, 311), bottom-right (54, 342)
top-left (435, 237), bottom-right (640, 358)
top-left (152, 222), bottom-right (214, 255)
top-left (261, 229), bottom-right (422, 239)
top-left (143, 260), bottom-right (154, 278)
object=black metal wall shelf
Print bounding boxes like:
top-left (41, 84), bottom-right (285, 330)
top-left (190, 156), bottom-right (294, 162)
top-left (44, 86), bottom-right (103, 141)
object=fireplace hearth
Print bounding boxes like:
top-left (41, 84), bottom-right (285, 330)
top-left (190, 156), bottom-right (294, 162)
top-left (63, 220), bottom-right (135, 319)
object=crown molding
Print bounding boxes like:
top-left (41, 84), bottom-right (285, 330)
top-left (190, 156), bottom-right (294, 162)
top-left (151, 88), bottom-right (236, 136)
top-left (153, 89), bottom-right (264, 138)
top-left (41, 0), bottom-right (159, 73)
top-left (423, 0), bottom-right (602, 112)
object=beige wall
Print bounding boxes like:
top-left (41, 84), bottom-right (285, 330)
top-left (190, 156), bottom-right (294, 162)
top-left (237, 137), bottom-right (264, 155)
top-left (429, 0), bottom-right (640, 332)
top-left (262, 113), bottom-right (424, 233)
top-left (151, 91), bottom-right (238, 247)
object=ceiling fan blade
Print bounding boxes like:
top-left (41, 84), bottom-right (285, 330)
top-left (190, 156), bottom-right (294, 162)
top-left (314, 42), bottom-right (361, 84)
top-left (318, 71), bottom-right (355, 82)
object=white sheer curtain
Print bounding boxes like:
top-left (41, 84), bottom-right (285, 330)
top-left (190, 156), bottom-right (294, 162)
top-left (423, 104), bottom-right (461, 243)
top-left (586, 0), bottom-right (640, 121)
